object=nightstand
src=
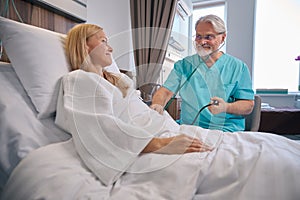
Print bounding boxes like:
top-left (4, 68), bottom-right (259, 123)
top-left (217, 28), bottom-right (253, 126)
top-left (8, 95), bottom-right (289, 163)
top-left (165, 97), bottom-right (182, 121)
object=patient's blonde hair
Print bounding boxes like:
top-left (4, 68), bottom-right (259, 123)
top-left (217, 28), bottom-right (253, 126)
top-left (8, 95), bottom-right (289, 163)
top-left (65, 23), bottom-right (101, 71)
top-left (65, 24), bottom-right (127, 95)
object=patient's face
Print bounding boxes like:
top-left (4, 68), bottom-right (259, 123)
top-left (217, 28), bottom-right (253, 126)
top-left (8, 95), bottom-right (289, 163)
top-left (86, 30), bottom-right (113, 68)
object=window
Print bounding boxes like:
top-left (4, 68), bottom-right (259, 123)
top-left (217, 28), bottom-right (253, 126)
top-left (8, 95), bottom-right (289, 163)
top-left (254, 0), bottom-right (300, 92)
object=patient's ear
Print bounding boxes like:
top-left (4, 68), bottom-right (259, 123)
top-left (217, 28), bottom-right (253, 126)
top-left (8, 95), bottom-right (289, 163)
top-left (86, 44), bottom-right (92, 53)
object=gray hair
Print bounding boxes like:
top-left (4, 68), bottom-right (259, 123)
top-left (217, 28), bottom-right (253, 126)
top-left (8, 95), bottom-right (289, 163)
top-left (195, 14), bottom-right (226, 33)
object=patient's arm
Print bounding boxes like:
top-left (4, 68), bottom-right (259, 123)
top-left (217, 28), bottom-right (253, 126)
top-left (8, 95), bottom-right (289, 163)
top-left (142, 134), bottom-right (213, 154)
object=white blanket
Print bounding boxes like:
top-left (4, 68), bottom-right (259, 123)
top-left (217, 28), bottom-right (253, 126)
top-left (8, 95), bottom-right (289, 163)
top-left (2, 133), bottom-right (300, 200)
top-left (2, 70), bottom-right (300, 200)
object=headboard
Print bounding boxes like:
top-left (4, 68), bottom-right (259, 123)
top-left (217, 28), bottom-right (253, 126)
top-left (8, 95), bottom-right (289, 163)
top-left (0, 0), bottom-right (80, 62)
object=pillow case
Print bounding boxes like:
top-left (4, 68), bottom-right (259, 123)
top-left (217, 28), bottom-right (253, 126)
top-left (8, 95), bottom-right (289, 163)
top-left (0, 17), bottom-right (69, 119)
top-left (0, 62), bottom-right (71, 193)
top-left (0, 17), bottom-right (121, 119)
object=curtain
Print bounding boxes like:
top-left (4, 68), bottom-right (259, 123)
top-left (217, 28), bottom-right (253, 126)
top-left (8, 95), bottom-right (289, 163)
top-left (130, 0), bottom-right (177, 88)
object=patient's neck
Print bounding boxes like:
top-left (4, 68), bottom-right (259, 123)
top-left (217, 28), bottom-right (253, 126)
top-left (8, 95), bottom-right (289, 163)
top-left (84, 65), bottom-right (104, 77)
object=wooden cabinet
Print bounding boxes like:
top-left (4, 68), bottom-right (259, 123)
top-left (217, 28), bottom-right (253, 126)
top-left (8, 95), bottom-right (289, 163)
top-left (165, 97), bottom-right (182, 121)
top-left (259, 108), bottom-right (300, 134)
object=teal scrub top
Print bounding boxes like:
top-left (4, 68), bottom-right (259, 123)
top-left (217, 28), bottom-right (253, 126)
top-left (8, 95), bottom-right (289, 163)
top-left (163, 53), bottom-right (254, 132)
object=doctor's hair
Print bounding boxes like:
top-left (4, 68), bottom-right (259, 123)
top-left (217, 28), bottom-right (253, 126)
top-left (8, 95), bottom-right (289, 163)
top-left (65, 23), bottom-right (103, 71)
top-left (195, 14), bottom-right (226, 34)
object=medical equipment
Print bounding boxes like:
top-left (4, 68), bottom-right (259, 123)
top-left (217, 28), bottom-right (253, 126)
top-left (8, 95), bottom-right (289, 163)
top-left (190, 99), bottom-right (219, 125)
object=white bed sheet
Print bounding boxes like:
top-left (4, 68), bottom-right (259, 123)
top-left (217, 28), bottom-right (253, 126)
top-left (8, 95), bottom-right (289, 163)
top-left (2, 131), bottom-right (300, 200)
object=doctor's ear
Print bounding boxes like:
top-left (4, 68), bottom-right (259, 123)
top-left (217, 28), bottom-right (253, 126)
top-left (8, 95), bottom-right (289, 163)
top-left (221, 33), bottom-right (226, 42)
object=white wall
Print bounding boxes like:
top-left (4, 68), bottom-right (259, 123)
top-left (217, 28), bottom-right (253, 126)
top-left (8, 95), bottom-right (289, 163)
top-left (86, 0), bottom-right (135, 72)
top-left (225, 0), bottom-right (255, 77)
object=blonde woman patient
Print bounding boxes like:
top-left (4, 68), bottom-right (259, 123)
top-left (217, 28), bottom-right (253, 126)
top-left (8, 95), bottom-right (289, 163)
top-left (63, 23), bottom-right (213, 154)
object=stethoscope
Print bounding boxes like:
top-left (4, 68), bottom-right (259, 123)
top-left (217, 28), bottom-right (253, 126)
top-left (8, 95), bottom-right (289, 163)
top-left (164, 42), bottom-right (225, 125)
top-left (190, 99), bottom-right (219, 125)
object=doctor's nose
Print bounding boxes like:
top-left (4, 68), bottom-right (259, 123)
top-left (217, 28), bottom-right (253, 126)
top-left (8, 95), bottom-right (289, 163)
top-left (196, 40), bottom-right (207, 46)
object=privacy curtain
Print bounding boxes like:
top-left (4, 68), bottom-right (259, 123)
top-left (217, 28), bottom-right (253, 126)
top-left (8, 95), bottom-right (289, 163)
top-left (130, 0), bottom-right (177, 88)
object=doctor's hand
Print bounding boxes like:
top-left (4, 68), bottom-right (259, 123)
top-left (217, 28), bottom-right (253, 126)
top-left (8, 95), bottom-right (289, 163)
top-left (150, 104), bottom-right (164, 114)
top-left (208, 97), bottom-right (227, 115)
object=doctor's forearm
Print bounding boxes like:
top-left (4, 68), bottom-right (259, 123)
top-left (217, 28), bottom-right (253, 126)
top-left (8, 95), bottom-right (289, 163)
top-left (151, 88), bottom-right (173, 107)
top-left (226, 100), bottom-right (254, 115)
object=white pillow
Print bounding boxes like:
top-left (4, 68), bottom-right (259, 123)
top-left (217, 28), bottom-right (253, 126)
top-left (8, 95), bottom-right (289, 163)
top-left (0, 17), bottom-right (120, 119)
top-left (0, 17), bottom-right (69, 119)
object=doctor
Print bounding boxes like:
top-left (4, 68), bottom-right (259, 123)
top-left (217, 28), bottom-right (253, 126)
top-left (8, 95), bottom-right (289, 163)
top-left (151, 14), bottom-right (254, 132)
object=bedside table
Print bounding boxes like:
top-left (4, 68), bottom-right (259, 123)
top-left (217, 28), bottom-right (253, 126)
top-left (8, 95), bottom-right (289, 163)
top-left (165, 97), bottom-right (182, 121)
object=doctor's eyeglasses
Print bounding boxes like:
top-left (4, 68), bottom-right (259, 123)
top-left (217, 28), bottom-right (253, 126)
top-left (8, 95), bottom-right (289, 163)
top-left (194, 32), bottom-right (224, 41)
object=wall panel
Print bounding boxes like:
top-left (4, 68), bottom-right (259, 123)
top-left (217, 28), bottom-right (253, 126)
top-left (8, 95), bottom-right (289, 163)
top-left (0, 0), bottom-right (79, 62)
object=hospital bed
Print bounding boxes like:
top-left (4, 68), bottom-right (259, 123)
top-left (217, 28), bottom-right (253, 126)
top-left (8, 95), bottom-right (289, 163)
top-left (1, 16), bottom-right (300, 200)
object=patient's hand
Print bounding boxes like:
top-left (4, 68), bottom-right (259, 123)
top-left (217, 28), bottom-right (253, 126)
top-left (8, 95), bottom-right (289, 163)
top-left (150, 104), bottom-right (164, 114)
top-left (143, 134), bottom-right (213, 154)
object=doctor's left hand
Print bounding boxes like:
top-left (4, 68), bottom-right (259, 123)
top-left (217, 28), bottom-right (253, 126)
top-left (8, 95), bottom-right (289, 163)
top-left (208, 97), bottom-right (227, 114)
